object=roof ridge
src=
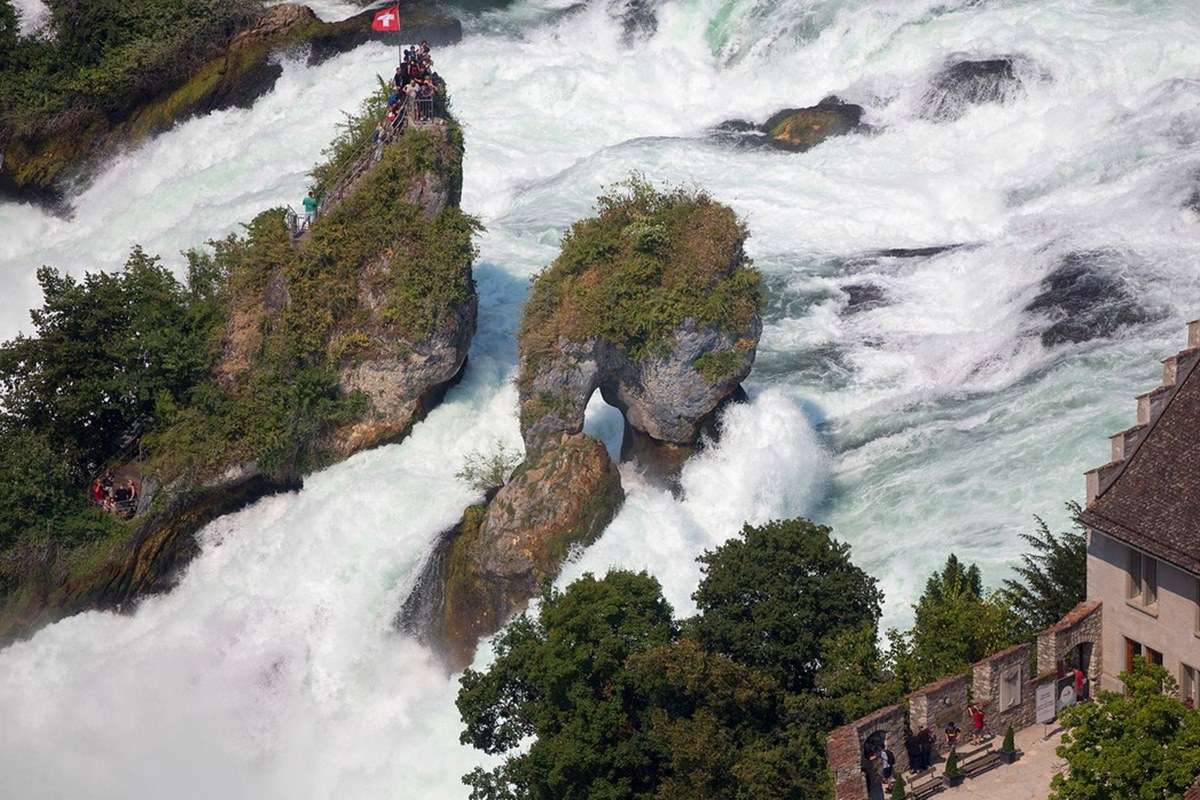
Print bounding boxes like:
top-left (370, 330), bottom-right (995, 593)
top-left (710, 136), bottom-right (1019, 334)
top-left (1091, 334), bottom-right (1200, 504)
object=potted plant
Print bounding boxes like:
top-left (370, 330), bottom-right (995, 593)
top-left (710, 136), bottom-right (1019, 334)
top-left (890, 773), bottom-right (907, 800)
top-left (942, 751), bottom-right (963, 787)
top-left (999, 725), bottom-right (1017, 764)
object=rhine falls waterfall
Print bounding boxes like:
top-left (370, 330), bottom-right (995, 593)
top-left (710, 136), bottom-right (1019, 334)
top-left (2, 0), bottom-right (1200, 797)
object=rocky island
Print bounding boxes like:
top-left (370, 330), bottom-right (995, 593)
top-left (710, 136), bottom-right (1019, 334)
top-left (0, 84), bottom-right (476, 642)
top-left (403, 179), bottom-right (764, 666)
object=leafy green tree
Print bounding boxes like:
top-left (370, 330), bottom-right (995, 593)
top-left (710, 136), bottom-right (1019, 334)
top-left (0, 248), bottom-right (222, 477)
top-left (456, 571), bottom-right (678, 800)
top-left (1001, 505), bottom-right (1087, 634)
top-left (690, 518), bottom-right (883, 693)
top-left (1052, 660), bottom-right (1200, 800)
top-left (625, 638), bottom-right (826, 800)
top-left (0, 1), bottom-right (18, 57)
top-left (888, 554), bottom-right (1018, 687)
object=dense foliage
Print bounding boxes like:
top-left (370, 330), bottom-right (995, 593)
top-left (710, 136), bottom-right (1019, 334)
top-left (1052, 660), bottom-right (1200, 800)
top-left (0, 108), bottom-right (475, 558)
top-left (886, 554), bottom-right (1019, 689)
top-left (0, 0), bottom-right (258, 133)
top-left (457, 508), bottom-right (1101, 798)
top-left (519, 177), bottom-right (762, 369)
top-left (456, 518), bottom-right (893, 800)
top-left (1000, 505), bottom-right (1087, 634)
top-left (0, 249), bottom-right (222, 549)
top-left (691, 518), bottom-right (883, 694)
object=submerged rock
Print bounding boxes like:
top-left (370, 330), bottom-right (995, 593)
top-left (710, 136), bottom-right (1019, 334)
top-left (1025, 250), bottom-right (1150, 347)
top-left (763, 96), bottom-right (866, 152)
top-left (842, 282), bottom-right (887, 313)
top-left (919, 57), bottom-right (1025, 122)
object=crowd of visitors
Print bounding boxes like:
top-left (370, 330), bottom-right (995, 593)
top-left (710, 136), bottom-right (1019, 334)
top-left (292, 42), bottom-right (441, 238)
top-left (89, 469), bottom-right (139, 518)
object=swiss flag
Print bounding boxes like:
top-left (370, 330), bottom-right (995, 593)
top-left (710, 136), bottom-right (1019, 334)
top-left (372, 5), bottom-right (401, 32)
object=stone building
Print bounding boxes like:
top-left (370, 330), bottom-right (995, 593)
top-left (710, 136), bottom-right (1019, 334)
top-left (1080, 320), bottom-right (1200, 701)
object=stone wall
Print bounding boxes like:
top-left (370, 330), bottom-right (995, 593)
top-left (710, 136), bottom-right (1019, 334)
top-left (973, 643), bottom-right (1036, 733)
top-left (824, 602), bottom-right (1104, 799)
top-left (909, 672), bottom-right (971, 751)
top-left (1036, 600), bottom-right (1102, 684)
top-left (826, 704), bottom-right (907, 800)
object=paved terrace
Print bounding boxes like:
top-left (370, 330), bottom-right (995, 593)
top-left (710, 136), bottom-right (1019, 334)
top-left (936, 727), bottom-right (1064, 800)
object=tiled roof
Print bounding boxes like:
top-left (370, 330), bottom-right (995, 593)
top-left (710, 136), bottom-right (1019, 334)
top-left (1079, 333), bottom-right (1200, 575)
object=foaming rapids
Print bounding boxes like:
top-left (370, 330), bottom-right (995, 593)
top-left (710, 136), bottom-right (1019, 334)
top-left (2, 0), bottom-right (1200, 796)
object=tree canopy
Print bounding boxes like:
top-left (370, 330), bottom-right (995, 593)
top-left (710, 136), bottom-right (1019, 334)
top-left (1052, 660), bottom-right (1200, 800)
top-left (456, 519), bottom-right (891, 800)
top-left (887, 553), bottom-right (1019, 689)
top-left (1001, 505), bottom-right (1087, 634)
top-left (690, 518), bottom-right (883, 693)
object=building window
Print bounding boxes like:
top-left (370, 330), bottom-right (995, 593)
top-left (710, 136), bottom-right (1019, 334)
top-left (1125, 638), bottom-right (1143, 674)
top-left (1127, 549), bottom-right (1158, 607)
top-left (1182, 665), bottom-right (1198, 709)
top-left (1000, 666), bottom-right (1021, 711)
top-left (1195, 578), bottom-right (1200, 635)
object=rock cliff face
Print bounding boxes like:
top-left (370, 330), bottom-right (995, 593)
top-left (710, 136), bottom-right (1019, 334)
top-left (0, 3), bottom-right (463, 200)
top-left (0, 114), bottom-right (475, 645)
top-left (404, 433), bottom-right (623, 666)
top-left (402, 180), bottom-right (762, 668)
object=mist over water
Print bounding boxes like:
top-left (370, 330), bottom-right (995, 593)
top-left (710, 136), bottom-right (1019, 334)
top-left (2, 0), bottom-right (1200, 796)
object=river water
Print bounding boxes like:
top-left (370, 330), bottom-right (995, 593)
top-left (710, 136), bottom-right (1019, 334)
top-left (1, 0), bottom-right (1199, 796)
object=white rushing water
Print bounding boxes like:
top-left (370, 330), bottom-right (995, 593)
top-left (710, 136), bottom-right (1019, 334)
top-left (2, 0), bottom-right (1200, 796)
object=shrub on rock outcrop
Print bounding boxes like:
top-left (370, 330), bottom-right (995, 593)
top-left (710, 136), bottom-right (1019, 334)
top-left (518, 176), bottom-right (763, 457)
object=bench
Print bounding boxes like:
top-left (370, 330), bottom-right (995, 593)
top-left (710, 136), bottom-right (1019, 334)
top-left (907, 767), bottom-right (942, 799)
top-left (958, 742), bottom-right (1002, 779)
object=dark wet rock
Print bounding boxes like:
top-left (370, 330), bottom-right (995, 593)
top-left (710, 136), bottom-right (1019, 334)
top-left (612, 0), bottom-right (657, 42)
top-left (871, 244), bottom-right (966, 259)
top-left (919, 57), bottom-right (1024, 122)
top-left (843, 283), bottom-right (887, 313)
top-left (1025, 250), bottom-right (1150, 347)
top-left (763, 96), bottom-right (866, 152)
top-left (1186, 172), bottom-right (1200, 214)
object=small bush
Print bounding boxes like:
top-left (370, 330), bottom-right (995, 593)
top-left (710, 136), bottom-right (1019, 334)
top-left (944, 750), bottom-right (960, 778)
top-left (456, 442), bottom-right (521, 494)
top-left (1001, 725), bottom-right (1016, 754)
top-left (891, 773), bottom-right (907, 800)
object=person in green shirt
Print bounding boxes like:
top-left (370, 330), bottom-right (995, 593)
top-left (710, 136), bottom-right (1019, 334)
top-left (302, 192), bottom-right (318, 229)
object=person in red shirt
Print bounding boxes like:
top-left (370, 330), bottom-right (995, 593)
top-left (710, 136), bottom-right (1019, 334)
top-left (1073, 666), bottom-right (1087, 701)
top-left (967, 703), bottom-right (986, 742)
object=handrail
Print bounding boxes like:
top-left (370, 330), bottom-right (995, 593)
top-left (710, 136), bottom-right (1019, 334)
top-left (315, 95), bottom-right (415, 218)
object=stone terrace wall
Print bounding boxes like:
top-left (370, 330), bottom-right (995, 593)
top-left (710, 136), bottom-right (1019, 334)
top-left (825, 602), bottom-right (1104, 800)
top-left (909, 672), bottom-right (971, 751)
top-left (826, 704), bottom-right (908, 800)
top-left (973, 643), bottom-right (1036, 733)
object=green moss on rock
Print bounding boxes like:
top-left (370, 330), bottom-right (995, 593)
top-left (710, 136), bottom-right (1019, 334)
top-left (519, 177), bottom-right (762, 371)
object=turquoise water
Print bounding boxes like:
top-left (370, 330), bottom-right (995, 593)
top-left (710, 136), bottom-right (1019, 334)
top-left (1, 0), bottom-right (1199, 796)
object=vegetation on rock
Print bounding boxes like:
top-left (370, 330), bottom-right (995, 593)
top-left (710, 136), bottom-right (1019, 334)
top-left (0, 92), bottom-right (476, 637)
top-left (519, 176), bottom-right (761, 371)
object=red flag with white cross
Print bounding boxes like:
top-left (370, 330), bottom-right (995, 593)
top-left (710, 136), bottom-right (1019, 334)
top-left (372, 5), bottom-right (401, 32)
